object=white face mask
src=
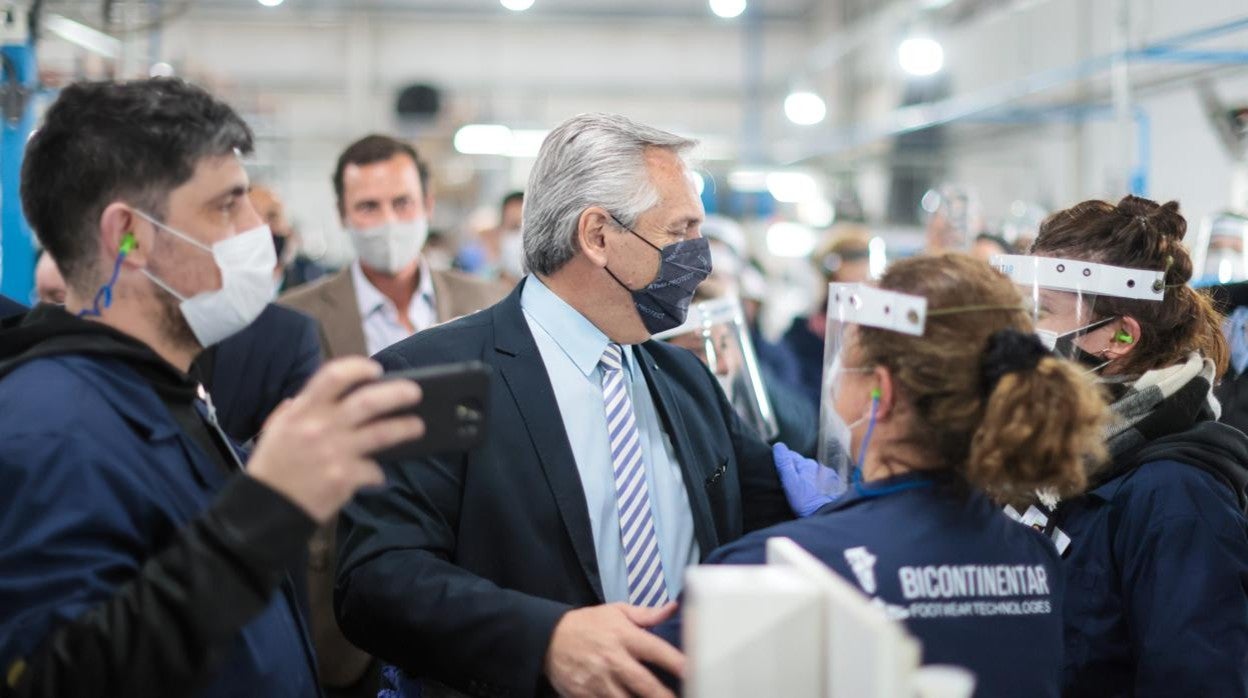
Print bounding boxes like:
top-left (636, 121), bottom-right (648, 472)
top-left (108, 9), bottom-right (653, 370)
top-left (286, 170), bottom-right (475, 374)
top-left (138, 212), bottom-right (276, 348)
top-left (830, 411), bottom-right (870, 463)
top-left (819, 354), bottom-right (876, 477)
top-left (348, 219), bottom-right (429, 274)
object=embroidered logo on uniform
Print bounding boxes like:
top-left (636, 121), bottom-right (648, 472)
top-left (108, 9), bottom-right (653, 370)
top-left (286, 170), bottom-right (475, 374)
top-left (844, 546), bottom-right (878, 594)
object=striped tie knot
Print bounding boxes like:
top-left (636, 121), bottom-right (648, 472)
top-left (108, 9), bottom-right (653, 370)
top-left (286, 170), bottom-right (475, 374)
top-left (600, 342), bottom-right (624, 372)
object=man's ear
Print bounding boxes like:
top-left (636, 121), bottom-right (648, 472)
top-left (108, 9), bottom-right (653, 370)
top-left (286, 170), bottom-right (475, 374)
top-left (98, 202), bottom-right (151, 268)
top-left (577, 206), bottom-right (614, 268)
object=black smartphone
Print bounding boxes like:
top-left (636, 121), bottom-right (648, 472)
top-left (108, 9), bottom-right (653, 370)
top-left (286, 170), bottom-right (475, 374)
top-left (368, 361), bottom-right (492, 461)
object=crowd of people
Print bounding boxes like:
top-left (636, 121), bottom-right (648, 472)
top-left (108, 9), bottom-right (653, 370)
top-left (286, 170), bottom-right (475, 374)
top-left (0, 76), bottom-right (1246, 698)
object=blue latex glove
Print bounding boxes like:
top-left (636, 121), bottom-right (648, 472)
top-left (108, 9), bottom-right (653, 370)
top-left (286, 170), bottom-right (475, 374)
top-left (773, 442), bottom-right (846, 517)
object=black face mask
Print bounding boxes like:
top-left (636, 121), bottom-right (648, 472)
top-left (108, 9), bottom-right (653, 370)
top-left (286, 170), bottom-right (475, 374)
top-left (602, 216), bottom-right (712, 336)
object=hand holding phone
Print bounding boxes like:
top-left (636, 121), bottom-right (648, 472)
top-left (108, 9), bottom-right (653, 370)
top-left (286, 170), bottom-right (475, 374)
top-left (367, 361), bottom-right (493, 461)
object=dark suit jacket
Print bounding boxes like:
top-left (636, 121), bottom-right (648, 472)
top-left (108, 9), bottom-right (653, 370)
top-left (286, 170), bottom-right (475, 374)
top-left (334, 279), bottom-right (794, 698)
top-left (280, 267), bottom-right (509, 692)
top-left (191, 303), bottom-right (323, 444)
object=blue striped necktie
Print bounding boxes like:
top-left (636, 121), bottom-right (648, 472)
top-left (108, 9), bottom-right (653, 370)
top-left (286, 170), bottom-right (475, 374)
top-left (599, 342), bottom-right (669, 607)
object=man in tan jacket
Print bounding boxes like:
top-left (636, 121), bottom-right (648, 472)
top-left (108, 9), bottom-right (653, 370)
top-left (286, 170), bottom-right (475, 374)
top-left (283, 135), bottom-right (507, 359)
top-left (280, 134), bottom-right (507, 698)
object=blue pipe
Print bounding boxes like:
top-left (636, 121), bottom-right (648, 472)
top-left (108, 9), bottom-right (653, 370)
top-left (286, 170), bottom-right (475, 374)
top-left (0, 42), bottom-right (36, 302)
top-left (958, 102), bottom-right (1152, 196)
top-left (1131, 107), bottom-right (1150, 197)
top-left (1136, 49), bottom-right (1248, 64)
top-left (1141, 15), bottom-right (1248, 50)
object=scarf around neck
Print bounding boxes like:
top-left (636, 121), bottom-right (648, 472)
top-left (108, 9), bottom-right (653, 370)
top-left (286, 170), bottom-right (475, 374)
top-left (1103, 352), bottom-right (1221, 461)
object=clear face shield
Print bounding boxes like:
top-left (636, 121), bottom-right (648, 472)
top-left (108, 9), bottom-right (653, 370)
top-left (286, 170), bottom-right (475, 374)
top-left (816, 283), bottom-right (928, 483)
top-left (990, 254), bottom-right (1164, 370)
top-left (1189, 211), bottom-right (1248, 287)
top-left (654, 296), bottom-right (780, 441)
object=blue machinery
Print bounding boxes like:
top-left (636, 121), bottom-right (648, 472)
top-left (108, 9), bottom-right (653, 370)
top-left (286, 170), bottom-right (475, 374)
top-left (0, 3), bottom-right (34, 301)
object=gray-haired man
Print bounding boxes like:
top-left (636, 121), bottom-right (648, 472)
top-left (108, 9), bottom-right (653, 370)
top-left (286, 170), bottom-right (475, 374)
top-left (334, 113), bottom-right (794, 698)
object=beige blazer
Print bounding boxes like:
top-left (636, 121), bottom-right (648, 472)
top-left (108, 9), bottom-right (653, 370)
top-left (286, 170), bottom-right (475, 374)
top-left (279, 266), bottom-right (510, 359)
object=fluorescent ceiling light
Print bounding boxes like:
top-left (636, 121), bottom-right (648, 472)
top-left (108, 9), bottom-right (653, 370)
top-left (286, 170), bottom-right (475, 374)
top-left (784, 91), bottom-right (827, 126)
top-left (501, 0), bottom-right (535, 10)
top-left (709, 0), bottom-right (746, 19)
top-left (728, 170), bottom-right (769, 192)
top-left (797, 197), bottom-right (835, 228)
top-left (898, 37), bottom-right (944, 77)
top-left (44, 14), bottom-right (121, 57)
top-left (766, 222), bottom-right (817, 258)
top-left (454, 125), bottom-right (549, 158)
top-left (454, 124), bottom-right (513, 155)
top-left (766, 172), bottom-right (818, 203)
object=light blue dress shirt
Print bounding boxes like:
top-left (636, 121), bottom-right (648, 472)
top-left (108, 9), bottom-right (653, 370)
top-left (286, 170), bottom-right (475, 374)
top-left (521, 276), bottom-right (700, 602)
top-left (351, 259), bottom-right (438, 357)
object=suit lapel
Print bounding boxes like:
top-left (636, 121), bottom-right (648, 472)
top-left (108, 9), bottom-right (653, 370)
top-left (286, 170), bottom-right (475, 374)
top-left (491, 282), bottom-right (606, 601)
top-left (320, 270), bottom-right (369, 357)
top-left (635, 344), bottom-right (720, 553)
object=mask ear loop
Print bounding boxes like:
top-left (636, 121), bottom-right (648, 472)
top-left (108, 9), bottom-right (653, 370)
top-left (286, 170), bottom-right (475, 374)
top-left (850, 388), bottom-right (882, 485)
top-left (78, 233), bottom-right (136, 319)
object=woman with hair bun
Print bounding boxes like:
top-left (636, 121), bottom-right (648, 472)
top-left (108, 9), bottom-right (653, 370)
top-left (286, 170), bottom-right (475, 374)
top-left (1000, 195), bottom-right (1248, 697)
top-left (659, 253), bottom-right (1109, 697)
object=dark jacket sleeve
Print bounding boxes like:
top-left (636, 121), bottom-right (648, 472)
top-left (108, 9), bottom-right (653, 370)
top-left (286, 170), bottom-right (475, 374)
top-left (710, 358), bottom-right (795, 533)
top-left (280, 311), bottom-right (323, 405)
top-left (220, 307), bottom-right (324, 443)
top-left (334, 349), bottom-right (571, 698)
top-left (2, 461), bottom-right (316, 698)
top-left (1114, 462), bottom-right (1248, 698)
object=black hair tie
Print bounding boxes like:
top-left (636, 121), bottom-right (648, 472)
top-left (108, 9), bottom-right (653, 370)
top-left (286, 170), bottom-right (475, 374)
top-left (981, 329), bottom-right (1051, 396)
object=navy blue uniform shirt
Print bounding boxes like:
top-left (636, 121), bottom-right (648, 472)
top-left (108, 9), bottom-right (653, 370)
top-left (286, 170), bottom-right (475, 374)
top-left (659, 473), bottom-right (1066, 698)
top-left (1054, 459), bottom-right (1248, 698)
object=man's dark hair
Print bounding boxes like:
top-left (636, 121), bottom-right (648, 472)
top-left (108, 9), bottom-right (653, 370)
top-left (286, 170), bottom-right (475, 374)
top-left (501, 190), bottom-right (524, 213)
top-left (20, 78), bottom-right (254, 295)
top-left (332, 134), bottom-right (430, 215)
